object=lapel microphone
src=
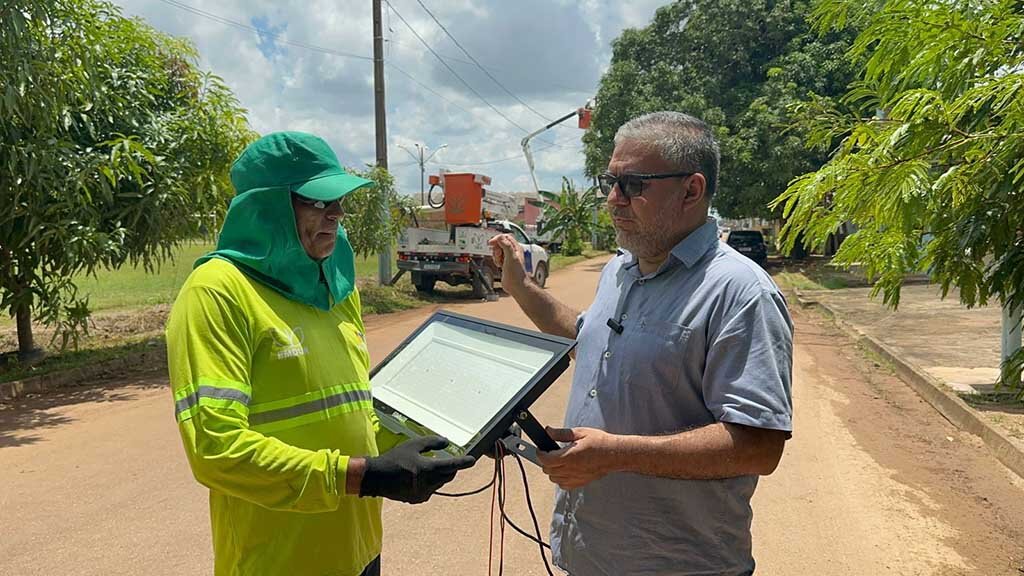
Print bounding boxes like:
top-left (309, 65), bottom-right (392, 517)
top-left (606, 318), bottom-right (624, 334)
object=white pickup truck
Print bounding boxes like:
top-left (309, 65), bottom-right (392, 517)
top-left (397, 219), bottom-right (550, 298)
top-left (524, 220), bottom-right (564, 253)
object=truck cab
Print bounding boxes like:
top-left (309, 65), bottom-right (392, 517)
top-left (395, 171), bottom-right (550, 299)
top-left (492, 220), bottom-right (550, 288)
top-left (397, 220), bottom-right (549, 298)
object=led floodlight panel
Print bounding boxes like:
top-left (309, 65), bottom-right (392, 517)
top-left (370, 311), bottom-right (575, 459)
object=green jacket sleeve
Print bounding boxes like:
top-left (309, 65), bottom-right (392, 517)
top-left (370, 409), bottom-right (407, 454)
top-left (167, 284), bottom-right (351, 512)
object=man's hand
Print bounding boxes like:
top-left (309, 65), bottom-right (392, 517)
top-left (537, 426), bottom-right (623, 490)
top-left (358, 436), bottom-right (475, 504)
top-left (488, 233), bottom-right (528, 296)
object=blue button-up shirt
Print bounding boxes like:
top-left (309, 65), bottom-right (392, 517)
top-left (551, 219), bottom-right (794, 576)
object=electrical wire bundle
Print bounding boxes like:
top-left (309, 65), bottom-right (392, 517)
top-left (437, 441), bottom-right (555, 576)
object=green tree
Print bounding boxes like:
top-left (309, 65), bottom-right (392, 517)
top-left (583, 0), bottom-right (860, 219)
top-left (593, 209), bottom-right (616, 252)
top-left (1, 0), bottom-right (254, 359)
top-left (537, 178), bottom-right (603, 257)
top-left (343, 165), bottom-right (417, 259)
top-left (773, 0), bottom-right (1024, 396)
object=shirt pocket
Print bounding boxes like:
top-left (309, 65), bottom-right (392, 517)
top-left (622, 318), bottom-right (692, 391)
top-left (336, 320), bottom-right (371, 376)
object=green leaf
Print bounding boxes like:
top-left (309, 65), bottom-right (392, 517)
top-left (0, 0), bottom-right (254, 355)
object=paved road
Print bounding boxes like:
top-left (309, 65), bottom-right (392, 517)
top-left (2, 257), bottom-right (1022, 575)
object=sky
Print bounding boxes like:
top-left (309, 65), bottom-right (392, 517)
top-left (111, 0), bottom-right (667, 201)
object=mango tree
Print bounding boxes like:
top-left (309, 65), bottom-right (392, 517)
top-left (1, 0), bottom-right (254, 359)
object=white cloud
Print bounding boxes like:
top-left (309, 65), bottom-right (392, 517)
top-left (114, 0), bottom-right (666, 197)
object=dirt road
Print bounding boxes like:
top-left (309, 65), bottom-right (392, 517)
top-left (1, 257), bottom-right (1022, 575)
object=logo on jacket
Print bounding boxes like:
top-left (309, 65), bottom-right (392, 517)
top-left (271, 326), bottom-right (308, 359)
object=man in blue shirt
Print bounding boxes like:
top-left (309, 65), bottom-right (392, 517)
top-left (490, 111), bottom-right (793, 576)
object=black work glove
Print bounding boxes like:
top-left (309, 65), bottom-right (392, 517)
top-left (359, 435), bottom-right (476, 504)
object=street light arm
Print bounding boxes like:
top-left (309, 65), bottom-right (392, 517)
top-left (423, 144), bottom-right (447, 163)
top-left (396, 143), bottom-right (421, 163)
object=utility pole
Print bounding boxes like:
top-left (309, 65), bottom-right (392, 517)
top-left (399, 143), bottom-right (447, 205)
top-left (1003, 300), bottom-right (1022, 386)
top-left (372, 0), bottom-right (391, 285)
top-left (591, 174), bottom-right (600, 249)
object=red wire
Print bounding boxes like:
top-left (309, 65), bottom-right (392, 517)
top-left (499, 443), bottom-right (506, 575)
top-left (488, 443), bottom-right (499, 576)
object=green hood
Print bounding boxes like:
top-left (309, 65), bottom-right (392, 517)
top-left (196, 131), bottom-right (372, 310)
top-left (196, 187), bottom-right (356, 310)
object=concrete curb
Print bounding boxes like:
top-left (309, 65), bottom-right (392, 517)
top-left (793, 289), bottom-right (1024, 482)
top-left (0, 340), bottom-right (167, 402)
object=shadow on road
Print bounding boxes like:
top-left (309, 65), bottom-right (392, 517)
top-left (578, 260), bottom-right (609, 273)
top-left (0, 373), bottom-right (166, 449)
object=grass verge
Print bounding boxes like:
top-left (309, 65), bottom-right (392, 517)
top-left (549, 247), bottom-right (610, 273)
top-left (773, 271), bottom-right (828, 292)
top-left (1, 245), bottom-right (612, 386)
top-left (358, 277), bottom-right (426, 316)
top-left (0, 337), bottom-right (156, 385)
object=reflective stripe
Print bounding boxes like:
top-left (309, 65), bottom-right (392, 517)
top-left (248, 389), bottom-right (372, 426)
top-left (174, 385), bottom-right (251, 420)
top-left (175, 386), bottom-right (251, 413)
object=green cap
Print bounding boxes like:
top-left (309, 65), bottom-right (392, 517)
top-left (229, 131), bottom-right (373, 200)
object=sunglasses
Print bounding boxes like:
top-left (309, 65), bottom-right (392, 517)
top-left (291, 193), bottom-right (344, 211)
top-left (597, 171), bottom-right (696, 199)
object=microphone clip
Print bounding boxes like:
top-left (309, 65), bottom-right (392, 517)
top-left (606, 318), bottom-right (624, 334)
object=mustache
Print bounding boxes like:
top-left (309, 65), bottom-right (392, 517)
top-left (610, 209), bottom-right (633, 218)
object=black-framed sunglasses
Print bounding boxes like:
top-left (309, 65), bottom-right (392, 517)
top-left (291, 192), bottom-right (344, 211)
top-left (597, 171), bottom-right (696, 199)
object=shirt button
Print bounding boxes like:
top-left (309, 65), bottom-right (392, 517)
top-left (604, 350), bottom-right (612, 359)
top-left (620, 313), bottom-right (628, 321)
top-left (638, 279), bottom-right (646, 286)
top-left (589, 389), bottom-right (597, 398)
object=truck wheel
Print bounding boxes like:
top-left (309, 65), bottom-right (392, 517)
top-left (533, 262), bottom-right (548, 289)
top-left (471, 266), bottom-right (493, 299)
top-left (412, 273), bottom-right (436, 293)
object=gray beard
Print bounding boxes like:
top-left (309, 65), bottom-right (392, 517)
top-left (614, 215), bottom-right (683, 259)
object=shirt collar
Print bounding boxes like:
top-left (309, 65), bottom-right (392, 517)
top-left (618, 217), bottom-right (719, 274)
top-left (670, 217), bottom-right (720, 269)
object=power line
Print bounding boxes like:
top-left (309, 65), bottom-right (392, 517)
top-left (413, 0), bottom-right (552, 123)
top-left (155, 0), bottom-right (580, 152)
top-left (384, 14), bottom-right (583, 145)
top-left (388, 62), bottom-right (474, 116)
top-left (432, 152), bottom-right (526, 167)
top-left (432, 141), bottom-right (583, 167)
top-left (383, 0), bottom-right (531, 135)
top-left (386, 38), bottom-right (594, 95)
top-left (157, 1), bottom-right (514, 135)
top-left (155, 0), bottom-right (372, 62)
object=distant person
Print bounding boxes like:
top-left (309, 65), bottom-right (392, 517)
top-left (490, 112), bottom-right (793, 575)
top-left (166, 131), bottom-right (474, 576)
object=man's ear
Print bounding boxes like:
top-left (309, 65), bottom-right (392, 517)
top-left (681, 173), bottom-right (707, 210)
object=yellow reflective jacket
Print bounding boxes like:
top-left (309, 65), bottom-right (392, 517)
top-left (166, 258), bottom-right (401, 576)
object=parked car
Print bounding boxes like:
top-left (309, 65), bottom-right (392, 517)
top-left (724, 229), bottom-right (768, 267)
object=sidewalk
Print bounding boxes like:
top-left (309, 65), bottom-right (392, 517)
top-left (794, 282), bottom-right (1024, 480)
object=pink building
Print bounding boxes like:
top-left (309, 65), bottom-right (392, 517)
top-left (522, 200), bottom-right (542, 225)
